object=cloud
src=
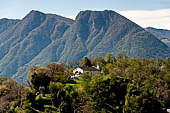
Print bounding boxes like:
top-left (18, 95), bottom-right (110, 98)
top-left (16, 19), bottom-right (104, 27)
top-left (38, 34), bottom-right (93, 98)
top-left (65, 15), bottom-right (76, 20)
top-left (65, 9), bottom-right (170, 30)
top-left (118, 9), bottom-right (170, 30)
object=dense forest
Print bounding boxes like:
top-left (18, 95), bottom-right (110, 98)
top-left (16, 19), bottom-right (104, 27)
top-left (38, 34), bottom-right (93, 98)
top-left (1, 53), bottom-right (170, 113)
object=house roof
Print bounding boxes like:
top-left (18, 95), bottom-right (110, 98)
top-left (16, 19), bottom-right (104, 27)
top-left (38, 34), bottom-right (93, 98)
top-left (81, 67), bottom-right (99, 71)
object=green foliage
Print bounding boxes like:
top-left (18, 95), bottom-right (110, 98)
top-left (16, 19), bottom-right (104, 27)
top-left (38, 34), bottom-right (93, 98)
top-left (105, 53), bottom-right (115, 63)
top-left (88, 74), bottom-right (129, 112)
top-left (2, 56), bottom-right (170, 112)
top-left (79, 73), bottom-right (93, 93)
top-left (30, 73), bottom-right (51, 92)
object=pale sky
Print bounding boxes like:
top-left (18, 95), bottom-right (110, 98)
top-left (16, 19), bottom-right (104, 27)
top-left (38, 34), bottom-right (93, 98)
top-left (0, 0), bottom-right (170, 29)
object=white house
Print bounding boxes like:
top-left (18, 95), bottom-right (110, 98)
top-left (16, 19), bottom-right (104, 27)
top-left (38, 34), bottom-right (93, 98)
top-left (72, 66), bottom-right (100, 78)
top-left (167, 109), bottom-right (170, 113)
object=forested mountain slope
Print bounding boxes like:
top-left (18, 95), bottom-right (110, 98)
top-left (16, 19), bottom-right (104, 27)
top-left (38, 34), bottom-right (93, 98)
top-left (0, 10), bottom-right (170, 82)
top-left (146, 27), bottom-right (170, 47)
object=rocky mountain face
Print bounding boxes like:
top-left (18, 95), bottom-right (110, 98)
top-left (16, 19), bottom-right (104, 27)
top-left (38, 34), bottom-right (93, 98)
top-left (0, 18), bottom-right (20, 34)
top-left (146, 27), bottom-right (170, 47)
top-left (0, 10), bottom-right (170, 82)
top-left (0, 10), bottom-right (73, 82)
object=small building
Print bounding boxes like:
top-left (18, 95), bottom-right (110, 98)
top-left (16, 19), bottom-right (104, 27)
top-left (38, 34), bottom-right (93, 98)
top-left (72, 66), bottom-right (100, 78)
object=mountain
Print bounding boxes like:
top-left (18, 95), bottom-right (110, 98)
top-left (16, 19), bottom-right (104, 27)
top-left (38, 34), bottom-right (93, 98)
top-left (146, 27), bottom-right (170, 47)
top-left (0, 18), bottom-right (20, 34)
top-left (0, 10), bottom-right (73, 82)
top-left (0, 10), bottom-right (170, 82)
top-left (58, 10), bottom-right (170, 61)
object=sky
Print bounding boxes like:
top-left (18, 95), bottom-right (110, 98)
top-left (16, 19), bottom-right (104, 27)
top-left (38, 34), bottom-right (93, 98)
top-left (0, 0), bottom-right (170, 29)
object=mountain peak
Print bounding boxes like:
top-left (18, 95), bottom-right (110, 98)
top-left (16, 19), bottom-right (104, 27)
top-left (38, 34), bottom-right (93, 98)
top-left (75, 10), bottom-right (118, 20)
top-left (22, 10), bottom-right (46, 20)
top-left (29, 10), bottom-right (45, 15)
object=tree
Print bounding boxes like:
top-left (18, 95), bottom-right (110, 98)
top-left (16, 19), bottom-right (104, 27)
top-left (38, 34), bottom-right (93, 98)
top-left (105, 53), bottom-right (115, 63)
top-left (89, 74), bottom-right (129, 112)
top-left (124, 83), bottom-right (165, 113)
top-left (46, 62), bottom-right (65, 77)
top-left (80, 57), bottom-right (92, 67)
top-left (30, 73), bottom-right (51, 92)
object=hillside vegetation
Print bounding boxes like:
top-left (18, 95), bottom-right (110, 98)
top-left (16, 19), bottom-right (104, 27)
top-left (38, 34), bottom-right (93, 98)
top-left (0, 54), bottom-right (170, 113)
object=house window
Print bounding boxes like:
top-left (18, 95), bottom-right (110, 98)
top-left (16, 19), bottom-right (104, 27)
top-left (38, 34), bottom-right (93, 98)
top-left (75, 71), bottom-right (78, 74)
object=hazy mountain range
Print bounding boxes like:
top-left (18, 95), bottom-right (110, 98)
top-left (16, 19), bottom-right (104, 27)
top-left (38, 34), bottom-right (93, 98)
top-left (0, 10), bottom-right (170, 82)
top-left (146, 27), bottom-right (170, 47)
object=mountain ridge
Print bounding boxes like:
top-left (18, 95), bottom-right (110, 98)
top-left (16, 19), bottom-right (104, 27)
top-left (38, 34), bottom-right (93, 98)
top-left (146, 27), bottom-right (170, 47)
top-left (0, 10), bottom-right (74, 80)
top-left (0, 10), bottom-right (170, 82)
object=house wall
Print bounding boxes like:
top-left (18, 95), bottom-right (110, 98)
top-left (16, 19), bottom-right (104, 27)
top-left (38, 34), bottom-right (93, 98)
top-left (73, 67), bottom-right (100, 76)
top-left (84, 71), bottom-right (99, 75)
top-left (73, 68), bottom-right (84, 74)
